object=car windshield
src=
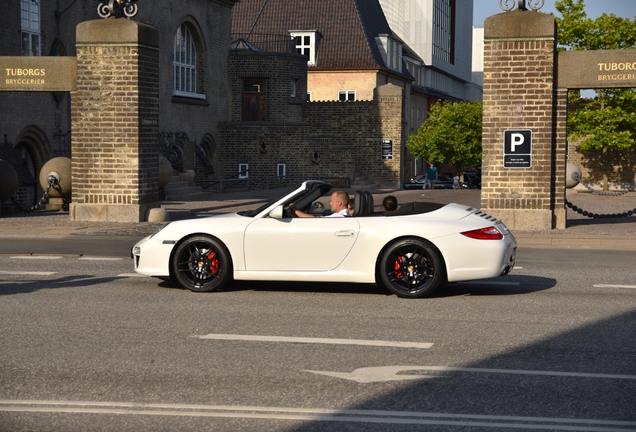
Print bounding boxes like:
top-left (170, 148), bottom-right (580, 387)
top-left (238, 188), bottom-right (296, 217)
top-left (238, 182), bottom-right (333, 217)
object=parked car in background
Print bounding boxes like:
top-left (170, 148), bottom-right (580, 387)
top-left (403, 174), bottom-right (466, 190)
top-left (463, 172), bottom-right (482, 189)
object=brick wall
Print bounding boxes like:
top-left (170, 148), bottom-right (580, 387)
top-left (229, 51), bottom-right (307, 123)
top-left (70, 19), bottom-right (159, 221)
top-left (218, 75), bottom-right (403, 189)
top-left (481, 11), bottom-right (565, 229)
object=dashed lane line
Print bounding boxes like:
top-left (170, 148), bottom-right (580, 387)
top-left (9, 256), bottom-right (62, 260)
top-left (0, 270), bottom-right (56, 276)
top-left (593, 284), bottom-right (636, 289)
top-left (194, 334), bottom-right (433, 349)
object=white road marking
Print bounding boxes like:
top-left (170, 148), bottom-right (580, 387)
top-left (79, 257), bottom-right (123, 261)
top-left (461, 281), bottom-right (520, 286)
top-left (117, 273), bottom-right (148, 278)
top-left (0, 271), bottom-right (56, 276)
top-left (1, 400), bottom-right (635, 430)
top-left (304, 365), bottom-right (636, 384)
top-left (194, 334), bottom-right (433, 349)
top-left (593, 284), bottom-right (636, 289)
top-left (10, 256), bottom-right (62, 260)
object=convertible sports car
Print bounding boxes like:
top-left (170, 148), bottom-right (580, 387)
top-left (133, 181), bottom-right (516, 298)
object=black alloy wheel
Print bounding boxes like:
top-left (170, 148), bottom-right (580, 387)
top-left (171, 235), bottom-right (232, 292)
top-left (379, 238), bottom-right (444, 298)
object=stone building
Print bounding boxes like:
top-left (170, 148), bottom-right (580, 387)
top-left (231, 0), bottom-right (427, 185)
top-left (0, 0), bottom-right (238, 211)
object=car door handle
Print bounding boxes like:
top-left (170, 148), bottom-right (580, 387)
top-left (334, 230), bottom-right (355, 238)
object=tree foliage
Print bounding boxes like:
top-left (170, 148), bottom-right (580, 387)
top-left (406, 101), bottom-right (482, 173)
top-left (553, 0), bottom-right (636, 188)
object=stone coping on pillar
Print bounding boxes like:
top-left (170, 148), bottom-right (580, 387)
top-left (484, 10), bottom-right (555, 39)
top-left (76, 17), bottom-right (159, 47)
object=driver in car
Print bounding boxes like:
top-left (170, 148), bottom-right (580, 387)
top-left (289, 191), bottom-right (350, 218)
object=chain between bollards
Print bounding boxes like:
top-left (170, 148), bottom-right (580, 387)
top-left (565, 199), bottom-right (636, 220)
top-left (10, 175), bottom-right (59, 212)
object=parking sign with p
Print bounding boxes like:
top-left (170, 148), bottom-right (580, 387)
top-left (504, 129), bottom-right (532, 168)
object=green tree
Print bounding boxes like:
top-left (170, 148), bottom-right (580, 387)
top-left (553, 0), bottom-right (636, 190)
top-left (406, 101), bottom-right (482, 175)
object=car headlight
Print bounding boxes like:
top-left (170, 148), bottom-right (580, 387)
top-left (133, 246), bottom-right (141, 255)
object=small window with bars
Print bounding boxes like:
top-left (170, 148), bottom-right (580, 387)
top-left (238, 164), bottom-right (249, 179)
top-left (243, 79), bottom-right (265, 93)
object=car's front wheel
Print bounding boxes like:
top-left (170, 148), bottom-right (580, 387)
top-left (171, 235), bottom-right (232, 292)
top-left (378, 238), bottom-right (444, 298)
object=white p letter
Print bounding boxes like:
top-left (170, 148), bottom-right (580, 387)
top-left (511, 133), bottom-right (525, 152)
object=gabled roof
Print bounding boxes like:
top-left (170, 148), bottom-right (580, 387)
top-left (232, 0), bottom-right (412, 79)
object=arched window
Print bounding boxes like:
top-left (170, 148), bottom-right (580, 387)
top-left (173, 23), bottom-right (205, 99)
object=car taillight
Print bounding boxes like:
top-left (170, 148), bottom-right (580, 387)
top-left (461, 226), bottom-right (503, 240)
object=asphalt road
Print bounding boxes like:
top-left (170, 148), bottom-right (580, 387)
top-left (1, 247), bottom-right (635, 431)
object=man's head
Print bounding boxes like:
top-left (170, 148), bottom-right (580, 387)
top-left (429, 163), bottom-right (434, 167)
top-left (329, 191), bottom-right (349, 213)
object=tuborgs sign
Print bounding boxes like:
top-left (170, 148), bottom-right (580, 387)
top-left (0, 57), bottom-right (76, 92)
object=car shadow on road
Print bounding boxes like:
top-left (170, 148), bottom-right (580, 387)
top-left (435, 275), bottom-right (556, 298)
top-left (0, 275), bottom-right (134, 296)
top-left (156, 274), bottom-right (555, 298)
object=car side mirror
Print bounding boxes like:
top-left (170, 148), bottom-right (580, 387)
top-left (269, 204), bottom-right (284, 219)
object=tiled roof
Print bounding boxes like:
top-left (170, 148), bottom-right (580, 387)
top-left (232, 0), bottom-right (412, 78)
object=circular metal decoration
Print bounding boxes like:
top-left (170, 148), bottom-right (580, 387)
top-left (97, 0), bottom-right (139, 19)
top-left (499, 0), bottom-right (544, 12)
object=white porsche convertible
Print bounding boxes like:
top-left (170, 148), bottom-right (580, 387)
top-left (133, 181), bottom-right (516, 298)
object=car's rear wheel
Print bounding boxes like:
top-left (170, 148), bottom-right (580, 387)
top-left (171, 235), bottom-right (232, 292)
top-left (378, 238), bottom-right (444, 298)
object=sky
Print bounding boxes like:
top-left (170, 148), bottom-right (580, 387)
top-left (473, 0), bottom-right (636, 28)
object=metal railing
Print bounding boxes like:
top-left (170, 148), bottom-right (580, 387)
top-left (197, 169), bottom-right (250, 193)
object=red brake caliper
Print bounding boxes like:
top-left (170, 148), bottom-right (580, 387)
top-left (207, 250), bottom-right (219, 275)
top-left (394, 256), bottom-right (403, 279)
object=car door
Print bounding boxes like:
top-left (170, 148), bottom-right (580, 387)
top-left (243, 216), bottom-right (360, 272)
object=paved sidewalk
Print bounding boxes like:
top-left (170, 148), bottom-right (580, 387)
top-left (1, 188), bottom-right (635, 250)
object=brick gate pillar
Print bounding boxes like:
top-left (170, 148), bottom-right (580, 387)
top-left (481, 10), bottom-right (567, 230)
top-left (70, 18), bottom-right (159, 222)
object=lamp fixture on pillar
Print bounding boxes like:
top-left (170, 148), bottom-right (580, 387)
top-left (97, 0), bottom-right (140, 19)
top-left (499, 0), bottom-right (544, 12)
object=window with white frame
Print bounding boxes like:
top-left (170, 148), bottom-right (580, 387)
top-left (277, 163), bottom-right (286, 178)
top-left (290, 79), bottom-right (297, 97)
top-left (290, 31), bottom-right (317, 65)
top-left (307, 91), bottom-right (312, 102)
top-left (173, 23), bottom-right (204, 98)
top-left (238, 163), bottom-right (249, 179)
top-left (338, 90), bottom-right (356, 102)
top-left (21, 0), bottom-right (40, 56)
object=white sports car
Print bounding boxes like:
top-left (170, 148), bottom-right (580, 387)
top-left (133, 181), bottom-right (516, 298)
